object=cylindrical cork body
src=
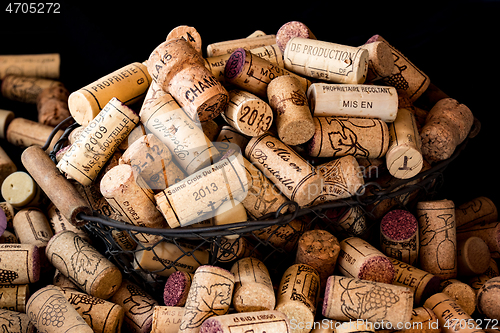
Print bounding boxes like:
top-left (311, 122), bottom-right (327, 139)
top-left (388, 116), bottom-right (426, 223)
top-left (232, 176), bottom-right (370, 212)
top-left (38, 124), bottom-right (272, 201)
top-left (6, 117), bottom-right (63, 151)
top-left (155, 155), bottom-right (248, 228)
top-left (322, 275), bottom-right (413, 327)
top-left (179, 265), bottom-right (234, 333)
top-left (140, 93), bottom-right (220, 174)
top-left (455, 196), bottom-right (498, 230)
top-left (1, 75), bottom-right (60, 103)
top-left (36, 83), bottom-right (71, 127)
top-left (13, 208), bottom-right (53, 250)
top-left (456, 236), bottom-right (491, 276)
top-left (230, 257), bottom-right (275, 312)
top-left (365, 35), bottom-right (430, 102)
top-left (393, 306), bottom-right (441, 333)
top-left (100, 164), bottom-right (168, 244)
top-left (420, 98), bottom-right (474, 162)
top-left (57, 286), bottom-right (124, 333)
top-left (417, 199), bottom-right (457, 279)
top-left (390, 257), bottom-right (440, 305)
top-left (337, 237), bottom-right (395, 284)
top-left (295, 230), bottom-right (340, 289)
top-left (206, 34), bottom-right (277, 57)
top-left (457, 222), bottom-right (500, 259)
top-left (68, 62), bottom-right (151, 125)
top-left (119, 133), bottom-right (186, 191)
top-left (0, 145), bottom-right (17, 186)
top-left (308, 155), bottom-right (365, 206)
top-left (21, 146), bottom-right (93, 226)
top-left (0, 109), bottom-right (15, 139)
top-left (252, 217), bottom-right (307, 252)
top-left (0, 244), bottom-right (39, 284)
top-left (246, 133), bottom-right (323, 206)
top-left (166, 25), bottom-right (202, 54)
top-left (423, 293), bottom-right (485, 333)
top-left (0, 284), bottom-right (29, 312)
top-left (163, 271), bottom-right (193, 306)
top-left (307, 83), bottom-right (398, 122)
top-left (26, 285), bottom-right (94, 333)
top-left (440, 279), bottom-right (477, 316)
top-left (380, 209), bottom-right (419, 265)
top-left (200, 310), bottom-right (290, 333)
top-left (57, 97), bottom-right (140, 186)
top-left (224, 48), bottom-right (310, 98)
top-left (477, 276), bottom-right (500, 321)
top-left (307, 116), bottom-right (390, 159)
top-left (148, 38), bottom-right (228, 122)
top-left (109, 280), bottom-right (158, 333)
top-left (151, 306), bottom-right (185, 333)
top-left (0, 309), bottom-right (35, 332)
top-left (223, 89), bottom-right (273, 137)
top-left (0, 53), bottom-right (60, 79)
top-left (267, 75), bottom-right (315, 145)
top-left (47, 203), bottom-right (90, 242)
top-left (45, 230), bottom-right (122, 299)
top-left (133, 240), bottom-right (209, 277)
top-left (386, 108), bottom-right (423, 179)
top-left (1, 171), bottom-right (44, 209)
top-left (276, 21), bottom-right (316, 53)
top-left (359, 40), bottom-right (394, 81)
top-left (275, 264), bottom-right (320, 333)
top-left (284, 37), bottom-right (368, 84)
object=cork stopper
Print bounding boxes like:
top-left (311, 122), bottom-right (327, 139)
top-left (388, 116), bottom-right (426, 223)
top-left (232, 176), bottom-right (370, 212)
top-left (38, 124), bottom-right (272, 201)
top-left (0, 244), bottom-right (39, 284)
top-left (276, 21), bottom-right (316, 53)
top-left (359, 40), bottom-right (394, 80)
top-left (163, 271), bottom-right (193, 306)
top-left (380, 209), bottom-right (419, 265)
top-left (0, 53), bottom-right (60, 80)
top-left (0, 109), bottom-right (14, 139)
top-left (455, 196), bottom-right (498, 229)
top-left (457, 236), bottom-right (491, 276)
top-left (1, 171), bottom-right (44, 209)
top-left (423, 292), bottom-right (480, 331)
top-left (200, 310), bottom-right (290, 333)
top-left (151, 306), bottom-right (185, 333)
top-left (477, 276), bottom-right (500, 321)
top-left (440, 279), bottom-right (477, 316)
top-left (166, 25), bottom-right (202, 54)
top-left (206, 34), bottom-right (276, 57)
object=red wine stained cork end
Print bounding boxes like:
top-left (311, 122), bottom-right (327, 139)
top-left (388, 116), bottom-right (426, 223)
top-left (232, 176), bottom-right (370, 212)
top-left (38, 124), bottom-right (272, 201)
top-left (163, 271), bottom-right (191, 306)
top-left (381, 210), bottom-right (418, 241)
top-left (358, 256), bottom-right (395, 284)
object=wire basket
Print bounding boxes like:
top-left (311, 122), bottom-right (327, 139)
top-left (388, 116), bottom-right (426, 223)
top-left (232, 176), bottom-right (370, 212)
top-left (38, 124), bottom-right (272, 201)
top-left (45, 116), bottom-right (475, 300)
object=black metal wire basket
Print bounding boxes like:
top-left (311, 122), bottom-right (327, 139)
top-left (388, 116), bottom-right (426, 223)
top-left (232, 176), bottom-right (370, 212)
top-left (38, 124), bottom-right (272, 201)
top-left (45, 116), bottom-right (476, 300)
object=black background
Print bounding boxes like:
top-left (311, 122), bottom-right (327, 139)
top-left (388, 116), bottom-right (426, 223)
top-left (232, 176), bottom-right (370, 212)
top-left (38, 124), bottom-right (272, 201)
top-left (0, 0), bottom-right (498, 207)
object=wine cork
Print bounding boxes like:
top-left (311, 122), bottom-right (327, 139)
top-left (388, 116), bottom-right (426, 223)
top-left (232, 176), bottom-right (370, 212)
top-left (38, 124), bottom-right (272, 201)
top-left (0, 147), bottom-right (16, 197)
top-left (457, 222), bottom-right (500, 258)
top-left (267, 75), bottom-right (315, 145)
top-left (45, 230), bottom-right (122, 299)
top-left (6, 117), bottom-right (63, 151)
top-left (0, 109), bottom-right (15, 139)
top-left (386, 108), bottom-right (423, 179)
top-left (26, 285), bottom-right (94, 333)
top-left (276, 21), bottom-right (316, 53)
top-left (307, 83), bottom-right (398, 122)
top-left (201, 119), bottom-right (221, 142)
top-left (0, 230), bottom-right (18, 243)
top-left (207, 34), bottom-right (277, 57)
top-left (337, 236), bottom-right (395, 284)
top-left (308, 156), bottom-right (365, 206)
top-left (133, 241), bottom-right (209, 277)
top-left (36, 83), bottom-right (71, 127)
top-left (57, 97), bottom-right (140, 186)
top-left (12, 208), bottom-right (53, 257)
top-left (323, 275), bottom-right (413, 326)
top-left (417, 199), bottom-right (457, 279)
top-left (68, 62), bottom-right (151, 126)
top-left (21, 145), bottom-right (93, 226)
top-left (222, 89), bottom-right (273, 137)
top-left (284, 37), bottom-right (368, 84)
top-left (359, 41), bottom-right (394, 81)
top-left (53, 269), bottom-right (79, 290)
top-left (215, 236), bottom-right (256, 263)
top-left (215, 126), bottom-right (249, 156)
top-left (1, 75), bottom-right (60, 103)
top-left (457, 236), bottom-right (491, 276)
top-left (456, 197), bottom-right (498, 230)
top-left (1, 171), bottom-right (44, 209)
top-left (390, 257), bottom-right (440, 305)
top-left (307, 116), bottom-right (390, 159)
top-left (0, 244), bottom-right (39, 284)
top-left (148, 38), bottom-right (229, 122)
top-left (200, 310), bottom-right (290, 333)
top-left (100, 164), bottom-right (168, 244)
top-left (109, 280), bottom-right (158, 333)
top-left (385, 306), bottom-right (441, 333)
top-left (47, 203), bottom-right (91, 243)
top-left (245, 133), bottom-right (323, 206)
top-left (275, 264), bottom-right (320, 333)
top-left (0, 202), bottom-right (14, 230)
top-left (477, 276), bottom-right (500, 321)
top-left (365, 35), bottom-right (430, 102)
top-left (57, 286), bottom-right (125, 333)
top-left (155, 155), bottom-right (248, 228)
top-left (140, 93), bottom-right (220, 174)
top-left (332, 206), bottom-right (369, 238)
top-left (166, 25), bottom-right (202, 54)
top-left (420, 98), bottom-right (474, 162)
top-left (179, 265), bottom-right (235, 333)
top-left (213, 200), bottom-right (247, 237)
top-left (440, 279), bottom-right (477, 316)
top-left (0, 53), bottom-right (60, 79)
top-left (424, 293), bottom-right (485, 333)
top-left (0, 308), bottom-right (35, 332)
top-left (0, 284), bottom-right (29, 312)
top-left (468, 258), bottom-right (499, 294)
top-left (230, 257), bottom-right (275, 312)
top-left (380, 209), bottom-right (419, 265)
top-left (151, 306), bottom-right (186, 333)
top-left (252, 217), bottom-right (307, 251)
top-left (163, 271), bottom-right (193, 306)
top-left (224, 48), bottom-right (311, 98)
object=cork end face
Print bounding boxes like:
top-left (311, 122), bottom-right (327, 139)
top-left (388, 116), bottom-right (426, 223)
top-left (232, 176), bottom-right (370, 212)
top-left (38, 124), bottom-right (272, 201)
top-left (386, 145), bottom-right (423, 179)
top-left (358, 256), bottom-right (395, 284)
top-left (163, 271), bottom-right (190, 306)
top-left (224, 48), bottom-right (246, 81)
top-left (477, 276), bottom-right (500, 319)
top-left (380, 210), bottom-right (418, 241)
top-left (200, 318), bottom-right (224, 333)
top-left (322, 275), bottom-right (333, 316)
top-left (67, 91), bottom-right (96, 126)
top-left (276, 21), bottom-right (314, 53)
top-left (196, 91), bottom-right (229, 122)
top-left (279, 119), bottom-right (315, 146)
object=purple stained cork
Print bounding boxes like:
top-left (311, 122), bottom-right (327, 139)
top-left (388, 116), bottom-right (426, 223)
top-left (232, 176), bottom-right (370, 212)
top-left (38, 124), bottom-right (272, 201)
top-left (322, 275), bottom-right (333, 316)
top-left (224, 48), bottom-right (246, 81)
top-left (163, 271), bottom-right (193, 306)
top-left (381, 210), bottom-right (418, 241)
top-left (276, 21), bottom-right (316, 53)
top-left (199, 319), bottom-right (223, 333)
top-left (0, 209), bottom-right (6, 237)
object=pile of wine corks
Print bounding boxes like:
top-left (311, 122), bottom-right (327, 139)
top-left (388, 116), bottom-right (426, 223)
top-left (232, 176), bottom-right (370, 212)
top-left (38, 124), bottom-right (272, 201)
top-left (0, 21), bottom-right (495, 333)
